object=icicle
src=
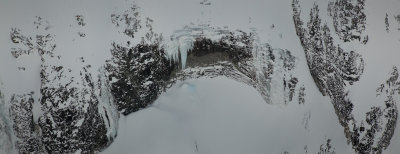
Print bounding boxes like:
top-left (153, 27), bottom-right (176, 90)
top-left (178, 36), bottom-right (194, 69)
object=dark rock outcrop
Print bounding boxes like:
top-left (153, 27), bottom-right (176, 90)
top-left (7, 62), bottom-right (117, 153)
top-left (38, 63), bottom-right (111, 153)
top-left (105, 42), bottom-right (175, 115)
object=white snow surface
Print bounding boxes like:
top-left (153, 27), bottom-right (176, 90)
top-left (102, 77), bottom-right (353, 154)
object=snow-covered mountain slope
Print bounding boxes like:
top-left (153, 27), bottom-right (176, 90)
top-left (0, 0), bottom-right (399, 153)
top-left (103, 77), bottom-right (353, 154)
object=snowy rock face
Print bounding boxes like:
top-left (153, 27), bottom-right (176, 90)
top-left (105, 42), bottom-right (176, 115)
top-left (1, 0), bottom-right (399, 153)
top-left (6, 19), bottom-right (118, 153)
top-left (38, 64), bottom-right (110, 153)
top-left (292, 0), bottom-right (398, 153)
top-left (105, 6), bottom-right (301, 115)
top-left (9, 92), bottom-right (43, 153)
top-left (8, 64), bottom-right (116, 153)
top-left (106, 21), bottom-right (303, 115)
top-left (375, 67), bottom-right (399, 151)
top-left (327, 0), bottom-right (368, 43)
top-left (105, 5), bottom-right (176, 115)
